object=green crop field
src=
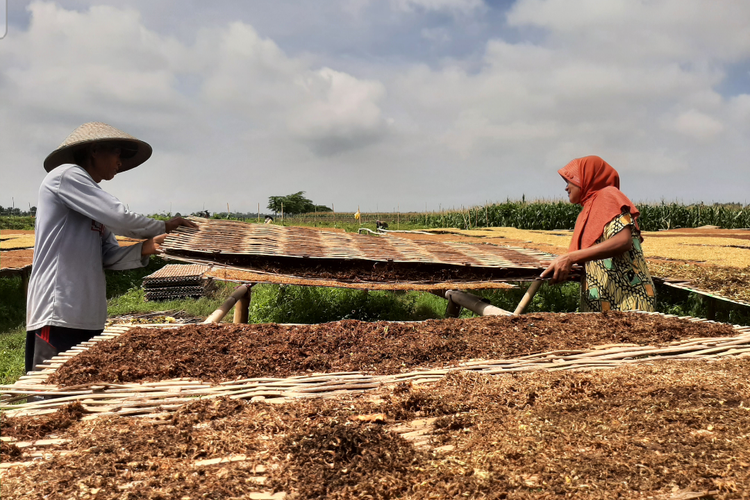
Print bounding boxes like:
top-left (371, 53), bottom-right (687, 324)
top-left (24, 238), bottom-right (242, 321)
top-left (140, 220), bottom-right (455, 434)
top-left (277, 200), bottom-right (750, 231)
top-left (0, 216), bottom-right (35, 231)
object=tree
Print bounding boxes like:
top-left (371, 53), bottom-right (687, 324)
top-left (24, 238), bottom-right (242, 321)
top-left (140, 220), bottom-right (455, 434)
top-left (267, 191), bottom-right (331, 215)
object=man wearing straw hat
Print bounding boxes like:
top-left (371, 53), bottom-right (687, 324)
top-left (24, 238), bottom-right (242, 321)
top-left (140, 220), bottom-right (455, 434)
top-left (25, 122), bottom-right (198, 374)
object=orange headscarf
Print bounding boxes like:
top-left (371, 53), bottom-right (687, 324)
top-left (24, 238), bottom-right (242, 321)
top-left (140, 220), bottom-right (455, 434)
top-left (558, 156), bottom-right (640, 252)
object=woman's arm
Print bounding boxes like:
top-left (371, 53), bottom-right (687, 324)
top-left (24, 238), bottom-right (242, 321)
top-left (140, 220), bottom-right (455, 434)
top-left (541, 227), bottom-right (633, 283)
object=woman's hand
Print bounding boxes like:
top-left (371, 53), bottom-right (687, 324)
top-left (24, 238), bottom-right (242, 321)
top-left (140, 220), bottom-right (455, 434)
top-left (141, 234), bottom-right (168, 256)
top-left (165, 217), bottom-right (199, 233)
top-left (541, 228), bottom-right (634, 284)
top-left (541, 254), bottom-right (575, 283)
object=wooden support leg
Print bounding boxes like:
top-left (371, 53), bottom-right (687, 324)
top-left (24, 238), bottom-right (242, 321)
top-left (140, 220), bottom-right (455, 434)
top-left (429, 289), bottom-right (462, 318)
top-left (21, 267), bottom-right (31, 299)
top-left (513, 280), bottom-right (543, 316)
top-left (705, 296), bottom-right (717, 321)
top-left (446, 297), bottom-right (462, 318)
top-left (233, 285), bottom-right (253, 324)
top-left (204, 284), bottom-right (251, 324)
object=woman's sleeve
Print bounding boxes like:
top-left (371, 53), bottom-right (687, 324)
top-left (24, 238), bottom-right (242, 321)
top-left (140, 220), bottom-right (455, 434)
top-left (602, 211), bottom-right (634, 240)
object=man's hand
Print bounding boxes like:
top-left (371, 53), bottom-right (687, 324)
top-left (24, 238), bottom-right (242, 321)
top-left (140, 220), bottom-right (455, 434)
top-left (141, 234), bottom-right (168, 256)
top-left (165, 217), bottom-right (199, 233)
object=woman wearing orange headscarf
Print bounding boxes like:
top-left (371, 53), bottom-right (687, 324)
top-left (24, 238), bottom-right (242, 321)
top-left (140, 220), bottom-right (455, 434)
top-left (541, 156), bottom-right (656, 312)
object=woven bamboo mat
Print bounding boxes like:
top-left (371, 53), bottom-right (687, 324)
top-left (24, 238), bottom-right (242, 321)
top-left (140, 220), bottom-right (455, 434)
top-left (3, 313), bottom-right (750, 419)
top-left (160, 219), bottom-right (557, 282)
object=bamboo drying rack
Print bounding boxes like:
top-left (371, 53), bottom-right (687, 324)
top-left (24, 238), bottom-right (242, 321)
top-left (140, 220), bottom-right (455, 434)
top-left (159, 218), bottom-right (565, 286)
top-left (3, 312), bottom-right (749, 420)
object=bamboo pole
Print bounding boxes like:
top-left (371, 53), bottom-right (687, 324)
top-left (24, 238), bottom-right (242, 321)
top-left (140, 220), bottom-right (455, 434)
top-left (444, 290), bottom-right (513, 316)
top-left (204, 284), bottom-right (252, 324)
top-left (233, 285), bottom-right (253, 324)
top-left (513, 280), bottom-right (543, 315)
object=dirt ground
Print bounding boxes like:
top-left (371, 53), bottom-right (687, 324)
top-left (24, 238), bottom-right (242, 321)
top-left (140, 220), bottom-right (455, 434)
top-left (0, 229), bottom-right (35, 235)
top-left (647, 228), bottom-right (750, 240)
top-left (3, 358), bottom-right (749, 499)
top-left (48, 312), bottom-right (737, 387)
top-left (0, 237), bottom-right (139, 271)
top-left (0, 249), bottom-right (33, 269)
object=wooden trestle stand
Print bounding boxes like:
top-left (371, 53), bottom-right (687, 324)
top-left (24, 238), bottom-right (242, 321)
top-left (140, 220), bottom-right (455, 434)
top-left (204, 279), bottom-right (545, 324)
top-left (438, 279), bottom-right (544, 318)
top-left (204, 284), bottom-right (254, 324)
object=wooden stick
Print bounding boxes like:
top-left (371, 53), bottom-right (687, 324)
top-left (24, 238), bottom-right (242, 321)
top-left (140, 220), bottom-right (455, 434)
top-left (204, 284), bottom-right (251, 324)
top-left (513, 279), bottom-right (543, 315)
top-left (444, 290), bottom-right (513, 316)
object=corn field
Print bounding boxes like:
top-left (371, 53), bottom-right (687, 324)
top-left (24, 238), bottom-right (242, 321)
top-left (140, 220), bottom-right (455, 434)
top-left (280, 201), bottom-right (750, 231)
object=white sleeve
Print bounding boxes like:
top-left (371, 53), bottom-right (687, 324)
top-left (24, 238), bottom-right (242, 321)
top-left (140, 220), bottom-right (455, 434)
top-left (101, 228), bottom-right (150, 271)
top-left (57, 167), bottom-right (166, 239)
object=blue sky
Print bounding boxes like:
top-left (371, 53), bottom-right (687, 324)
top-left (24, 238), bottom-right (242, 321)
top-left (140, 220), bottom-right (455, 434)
top-left (1, 0), bottom-right (749, 215)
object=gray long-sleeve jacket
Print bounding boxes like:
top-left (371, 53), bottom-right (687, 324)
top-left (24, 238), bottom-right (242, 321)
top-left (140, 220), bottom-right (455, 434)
top-left (26, 165), bottom-right (166, 331)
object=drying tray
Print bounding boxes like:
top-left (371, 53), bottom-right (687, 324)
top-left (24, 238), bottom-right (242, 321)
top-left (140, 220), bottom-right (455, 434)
top-left (142, 263), bottom-right (214, 301)
top-left (159, 219), bottom-right (564, 285)
top-left (2, 312), bottom-right (749, 420)
top-left (142, 264), bottom-right (211, 288)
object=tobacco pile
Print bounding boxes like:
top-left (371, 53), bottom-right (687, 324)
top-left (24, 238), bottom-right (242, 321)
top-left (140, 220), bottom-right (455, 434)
top-left (3, 359), bottom-right (750, 499)
top-left (170, 252), bottom-right (544, 283)
top-left (48, 312), bottom-right (737, 386)
top-left (205, 267), bottom-right (516, 291)
top-left (649, 260), bottom-right (750, 303)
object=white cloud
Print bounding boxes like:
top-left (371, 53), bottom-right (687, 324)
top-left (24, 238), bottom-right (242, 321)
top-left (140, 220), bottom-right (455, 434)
top-left (728, 94), bottom-right (750, 123)
top-left (391, 0), bottom-right (485, 14)
top-left (507, 0), bottom-right (750, 63)
top-left (383, 2), bottom-right (749, 202)
top-left (420, 27), bottom-right (451, 43)
top-left (288, 68), bottom-right (389, 156)
top-left (671, 109), bottom-right (724, 141)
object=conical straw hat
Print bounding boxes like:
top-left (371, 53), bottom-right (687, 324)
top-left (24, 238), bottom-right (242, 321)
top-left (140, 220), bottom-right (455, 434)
top-left (43, 122), bottom-right (152, 173)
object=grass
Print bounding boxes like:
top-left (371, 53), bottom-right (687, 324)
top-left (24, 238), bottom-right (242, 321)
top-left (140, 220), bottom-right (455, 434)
top-left (0, 276), bottom-right (27, 385)
top-left (107, 283), bottom-right (236, 318)
top-left (0, 326), bottom-right (25, 385)
top-left (0, 276), bottom-right (26, 333)
top-left (247, 285), bottom-right (451, 324)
